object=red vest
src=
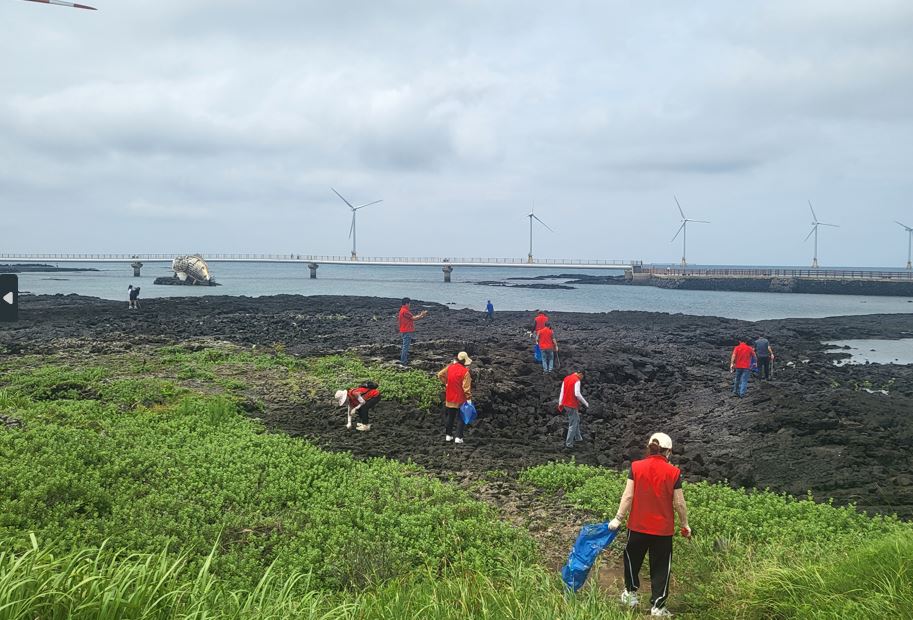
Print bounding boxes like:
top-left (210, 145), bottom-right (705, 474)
top-left (534, 314), bottom-right (549, 331)
top-left (628, 455), bottom-right (681, 536)
top-left (399, 306), bottom-right (415, 333)
top-left (560, 374), bottom-right (580, 408)
top-left (348, 386), bottom-right (379, 406)
top-left (538, 327), bottom-right (555, 351)
top-left (732, 342), bottom-right (754, 369)
top-left (445, 363), bottom-right (469, 405)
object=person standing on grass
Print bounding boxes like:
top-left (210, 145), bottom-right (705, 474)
top-left (398, 298), bottom-right (428, 366)
top-left (556, 370), bottom-right (589, 449)
top-left (754, 335), bottom-right (775, 380)
top-left (486, 300), bottom-right (494, 321)
top-left (536, 321), bottom-right (557, 373)
top-left (730, 338), bottom-right (757, 397)
top-left (609, 432), bottom-right (691, 618)
top-left (436, 351), bottom-right (472, 444)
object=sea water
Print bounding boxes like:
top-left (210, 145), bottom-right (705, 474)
top-left (13, 261), bottom-right (913, 321)
top-left (824, 339), bottom-right (913, 365)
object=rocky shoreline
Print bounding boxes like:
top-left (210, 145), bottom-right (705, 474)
top-left (1, 293), bottom-right (911, 517)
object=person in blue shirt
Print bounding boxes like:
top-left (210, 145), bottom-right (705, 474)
top-left (485, 300), bottom-right (494, 321)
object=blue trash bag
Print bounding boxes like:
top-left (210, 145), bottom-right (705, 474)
top-left (460, 401), bottom-right (478, 425)
top-left (560, 522), bottom-right (619, 592)
top-left (750, 358), bottom-right (759, 373)
top-left (534, 343), bottom-right (542, 362)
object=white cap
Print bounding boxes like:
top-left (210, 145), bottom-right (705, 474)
top-left (649, 432), bottom-right (673, 451)
top-left (457, 351), bottom-right (472, 366)
top-left (335, 390), bottom-right (347, 406)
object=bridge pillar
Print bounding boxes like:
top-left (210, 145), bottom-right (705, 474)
top-left (308, 263), bottom-right (319, 279)
top-left (131, 261), bottom-right (143, 277)
top-left (442, 265), bottom-right (453, 283)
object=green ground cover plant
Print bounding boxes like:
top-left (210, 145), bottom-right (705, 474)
top-left (521, 462), bottom-right (913, 619)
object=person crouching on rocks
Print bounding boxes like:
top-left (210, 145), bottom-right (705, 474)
top-left (335, 382), bottom-right (381, 431)
top-left (556, 370), bottom-right (589, 450)
top-left (436, 351), bottom-right (472, 444)
top-left (127, 285), bottom-right (141, 310)
top-left (609, 432), bottom-right (691, 618)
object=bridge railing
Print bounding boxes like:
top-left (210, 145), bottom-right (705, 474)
top-left (646, 267), bottom-right (913, 280)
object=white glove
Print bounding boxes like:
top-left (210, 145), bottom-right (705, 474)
top-left (608, 518), bottom-right (621, 531)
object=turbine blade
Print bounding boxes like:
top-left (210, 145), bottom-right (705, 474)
top-left (331, 187), bottom-right (356, 210)
top-left (674, 195), bottom-right (686, 219)
top-left (532, 214), bottom-right (554, 232)
top-left (354, 199), bottom-right (383, 210)
top-left (671, 222), bottom-right (685, 242)
top-left (348, 214), bottom-right (355, 239)
top-left (808, 200), bottom-right (818, 223)
top-left (895, 221), bottom-right (912, 231)
top-left (22, 0), bottom-right (97, 9)
top-left (804, 225), bottom-right (816, 242)
top-left (818, 222), bottom-right (838, 227)
top-left (692, 220), bottom-right (710, 224)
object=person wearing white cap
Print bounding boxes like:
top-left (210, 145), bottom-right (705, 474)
top-left (436, 352), bottom-right (473, 444)
top-left (608, 432), bottom-right (691, 617)
top-left (335, 382), bottom-right (381, 431)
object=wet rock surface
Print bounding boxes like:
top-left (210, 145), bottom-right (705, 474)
top-left (2, 293), bottom-right (912, 517)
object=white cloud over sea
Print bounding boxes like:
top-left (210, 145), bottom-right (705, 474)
top-left (1, 0), bottom-right (912, 267)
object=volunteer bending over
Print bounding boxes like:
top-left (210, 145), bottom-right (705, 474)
top-left (609, 432), bottom-right (691, 617)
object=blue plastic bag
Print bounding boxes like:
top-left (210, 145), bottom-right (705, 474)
top-left (750, 358), bottom-right (759, 373)
top-left (460, 401), bottom-right (477, 425)
top-left (560, 523), bottom-right (619, 592)
top-left (534, 343), bottom-right (542, 362)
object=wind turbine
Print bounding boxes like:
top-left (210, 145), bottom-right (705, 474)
top-left (805, 201), bottom-right (838, 269)
top-left (670, 196), bottom-right (709, 268)
top-left (897, 221), bottom-right (913, 270)
top-left (526, 205), bottom-right (554, 263)
top-left (331, 188), bottom-right (382, 260)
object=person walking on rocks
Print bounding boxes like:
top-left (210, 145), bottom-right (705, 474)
top-left (486, 300), bottom-right (494, 321)
top-left (127, 285), bottom-right (141, 310)
top-left (537, 321), bottom-right (558, 373)
top-left (557, 370), bottom-right (589, 449)
top-left (436, 351), bottom-right (472, 444)
top-left (533, 309), bottom-right (549, 334)
top-left (754, 335), bottom-right (775, 380)
top-left (335, 382), bottom-right (381, 431)
top-left (609, 432), bottom-right (691, 617)
top-left (398, 298), bottom-right (428, 366)
top-left (730, 338), bottom-right (757, 397)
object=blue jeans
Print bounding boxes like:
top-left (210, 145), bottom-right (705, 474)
top-left (566, 408), bottom-right (582, 447)
top-left (400, 333), bottom-right (412, 365)
top-left (541, 349), bottom-right (555, 373)
top-left (733, 368), bottom-right (750, 396)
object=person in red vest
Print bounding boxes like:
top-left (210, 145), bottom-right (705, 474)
top-left (729, 337), bottom-right (757, 397)
top-left (536, 321), bottom-right (558, 373)
top-left (609, 432), bottom-right (691, 617)
top-left (335, 382), bottom-right (381, 431)
top-left (436, 351), bottom-right (472, 444)
top-left (398, 298), bottom-right (428, 366)
top-left (532, 309), bottom-right (550, 334)
top-left (556, 370), bottom-right (589, 449)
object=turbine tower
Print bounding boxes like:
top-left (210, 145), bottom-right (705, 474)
top-left (897, 221), bottom-right (913, 270)
top-left (331, 188), bottom-right (382, 260)
top-left (671, 196), bottom-right (709, 268)
top-left (526, 205), bottom-right (554, 263)
top-left (805, 201), bottom-right (838, 269)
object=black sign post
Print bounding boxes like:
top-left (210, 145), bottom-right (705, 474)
top-left (0, 274), bottom-right (18, 322)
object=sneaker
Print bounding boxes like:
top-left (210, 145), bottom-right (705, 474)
top-left (356, 423), bottom-right (371, 432)
top-left (454, 437), bottom-right (464, 444)
top-left (619, 590), bottom-right (638, 608)
top-left (651, 606), bottom-right (673, 617)
top-left (445, 435), bottom-right (453, 442)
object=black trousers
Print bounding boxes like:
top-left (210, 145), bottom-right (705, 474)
top-left (758, 356), bottom-right (771, 379)
top-left (623, 530), bottom-right (673, 609)
top-left (358, 395), bottom-right (380, 424)
top-left (444, 406), bottom-right (465, 438)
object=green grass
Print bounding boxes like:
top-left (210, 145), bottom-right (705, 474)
top-left (521, 462), bottom-right (913, 619)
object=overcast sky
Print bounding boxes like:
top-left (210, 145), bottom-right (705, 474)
top-left (2, 1), bottom-right (912, 267)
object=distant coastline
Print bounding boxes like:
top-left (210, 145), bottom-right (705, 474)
top-left (0, 263), bottom-right (99, 274)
